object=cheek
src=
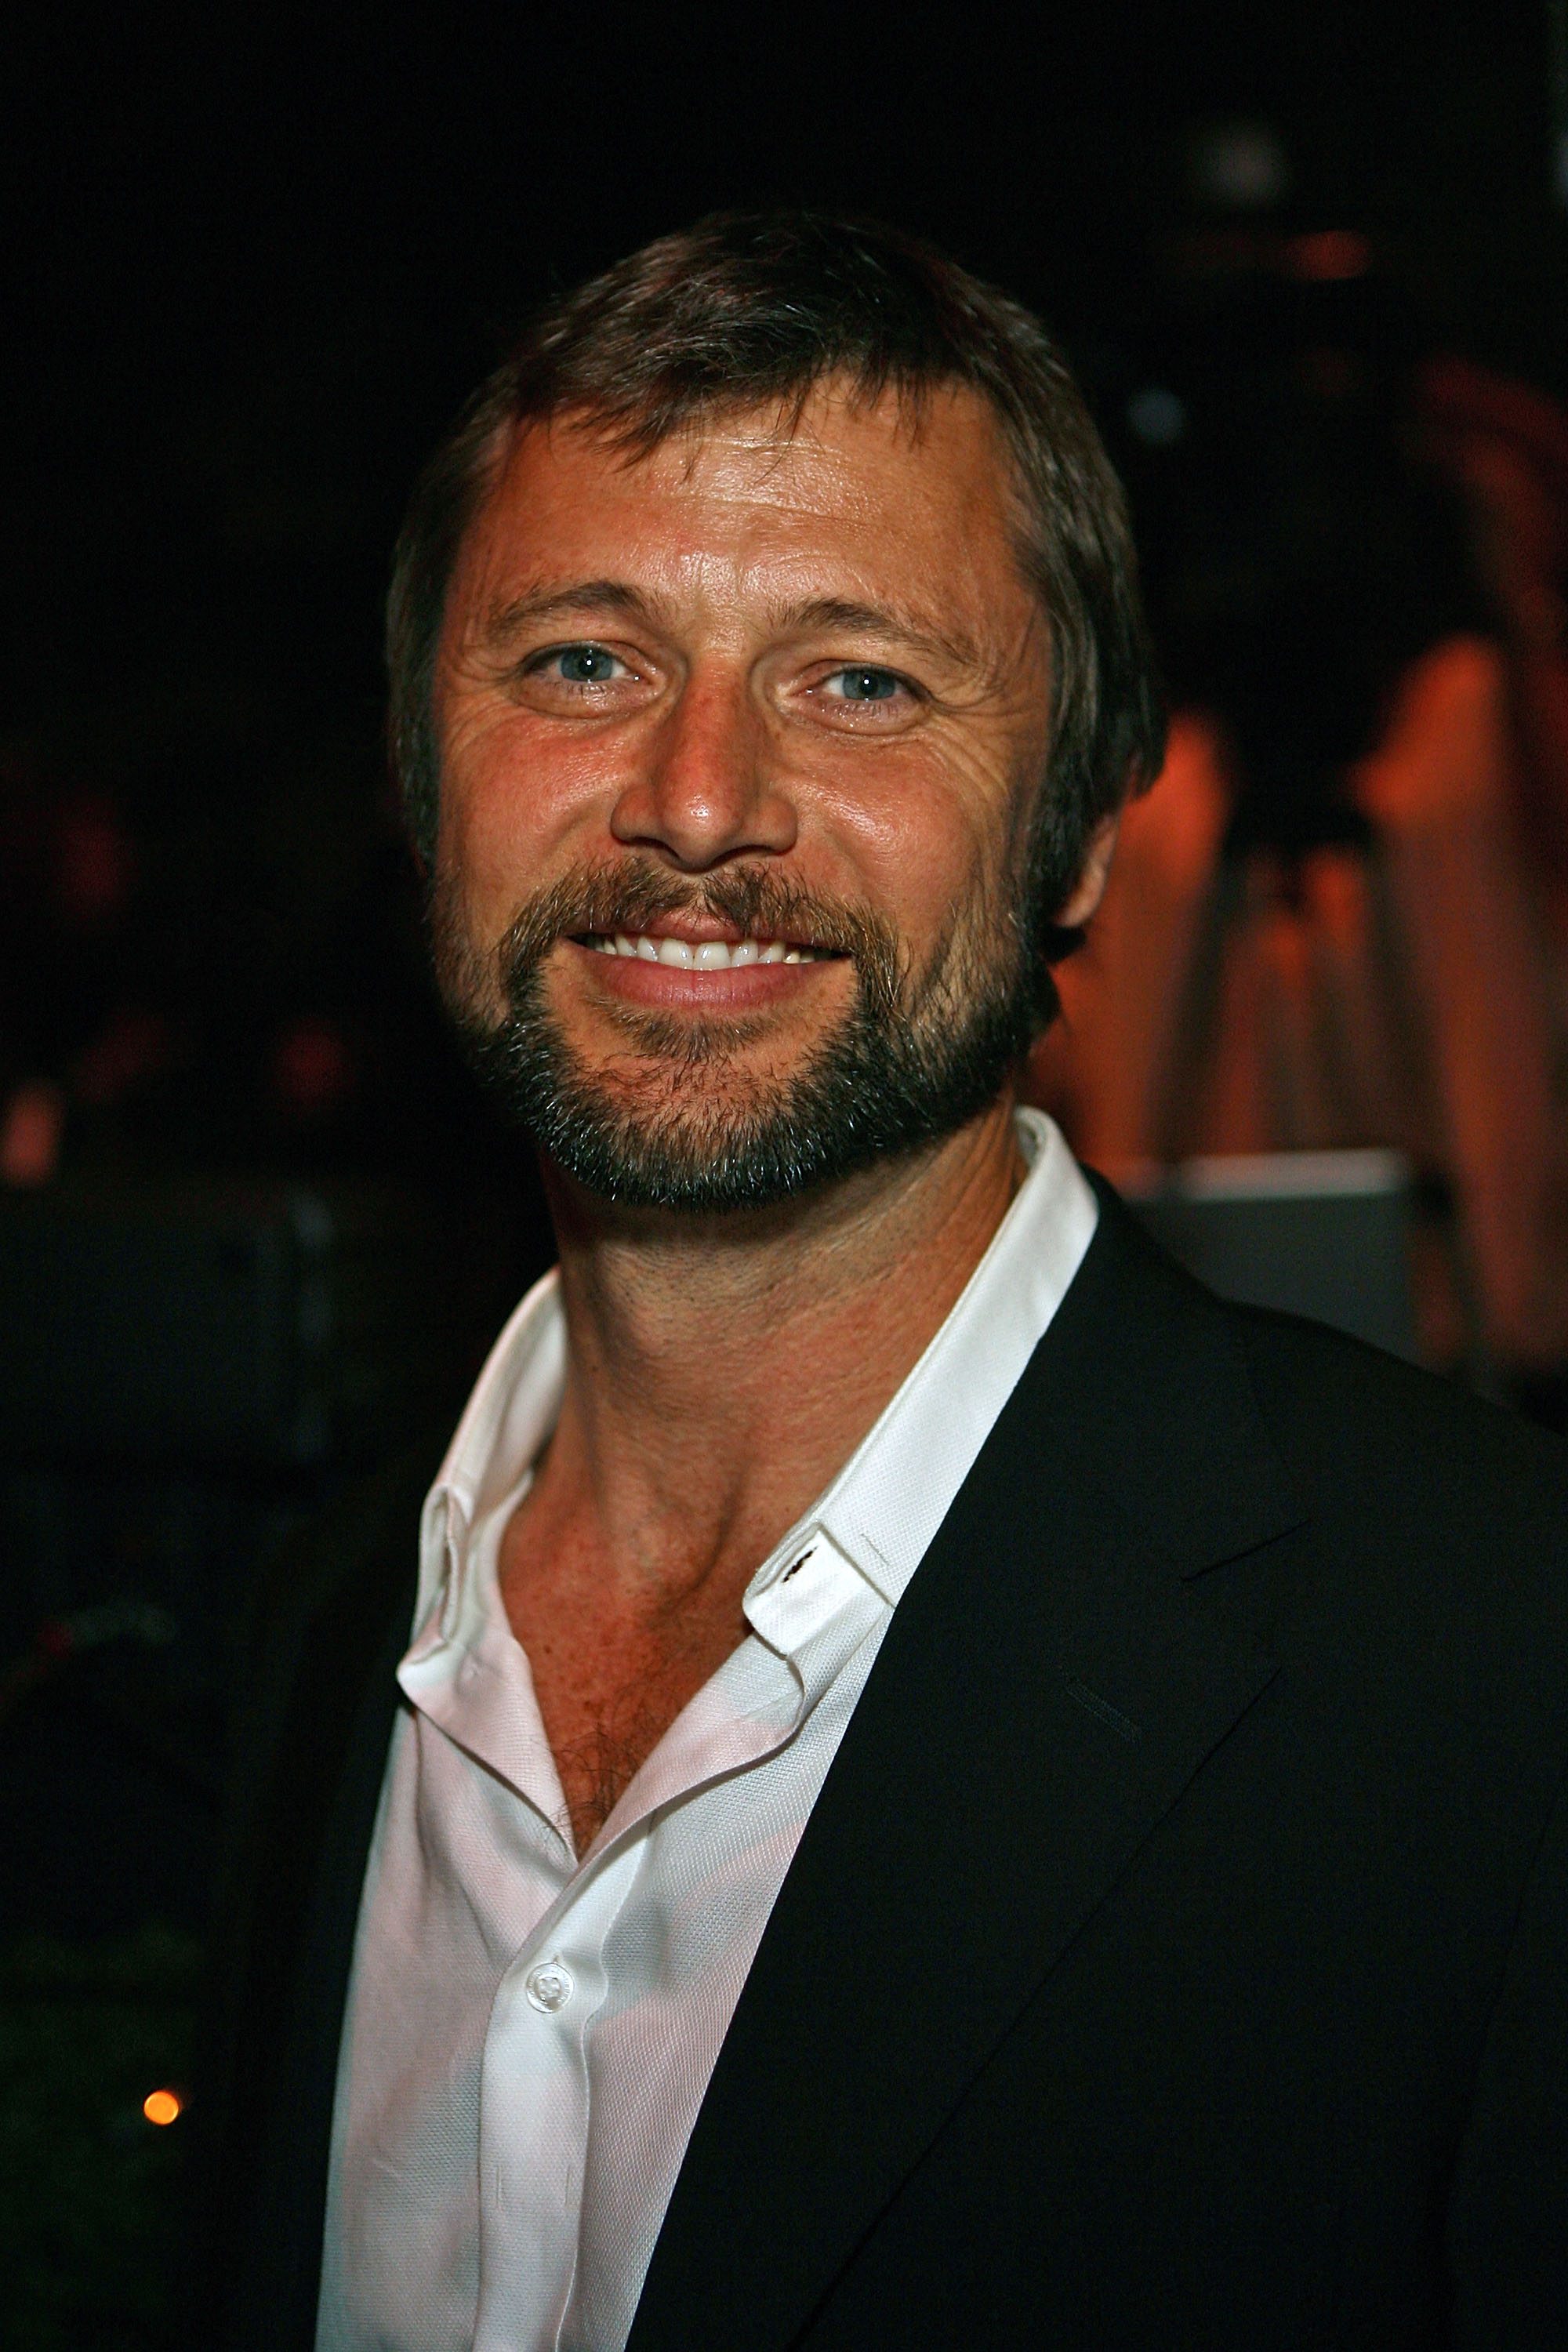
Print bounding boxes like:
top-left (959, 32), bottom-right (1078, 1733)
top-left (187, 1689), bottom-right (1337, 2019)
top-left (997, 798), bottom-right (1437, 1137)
top-left (804, 752), bottom-right (1013, 947)
top-left (437, 709), bottom-right (622, 926)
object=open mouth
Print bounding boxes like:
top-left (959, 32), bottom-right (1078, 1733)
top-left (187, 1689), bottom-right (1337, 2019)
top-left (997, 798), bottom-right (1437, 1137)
top-left (580, 932), bottom-right (838, 969)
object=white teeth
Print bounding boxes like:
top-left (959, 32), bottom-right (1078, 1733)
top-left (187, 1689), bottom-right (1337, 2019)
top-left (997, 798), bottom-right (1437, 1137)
top-left (593, 933), bottom-right (822, 967)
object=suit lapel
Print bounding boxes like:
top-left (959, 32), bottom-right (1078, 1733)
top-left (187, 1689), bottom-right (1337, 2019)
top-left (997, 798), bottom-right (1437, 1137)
top-left (626, 1189), bottom-right (1305, 2352)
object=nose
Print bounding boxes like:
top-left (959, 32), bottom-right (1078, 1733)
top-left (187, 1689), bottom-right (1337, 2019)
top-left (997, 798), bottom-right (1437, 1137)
top-left (609, 669), bottom-right (797, 871)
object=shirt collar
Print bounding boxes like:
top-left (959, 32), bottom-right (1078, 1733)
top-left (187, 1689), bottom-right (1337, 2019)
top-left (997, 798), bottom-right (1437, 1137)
top-left (416, 1109), bottom-right (1096, 1643)
top-left (750, 1107), bottom-right (1095, 1610)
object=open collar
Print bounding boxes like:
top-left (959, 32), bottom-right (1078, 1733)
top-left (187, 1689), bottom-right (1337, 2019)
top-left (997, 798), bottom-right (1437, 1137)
top-left (415, 1108), bottom-right (1096, 1639)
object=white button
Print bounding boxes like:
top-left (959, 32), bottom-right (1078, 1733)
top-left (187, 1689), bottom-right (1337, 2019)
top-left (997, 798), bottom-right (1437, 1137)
top-left (524, 1959), bottom-right (573, 2013)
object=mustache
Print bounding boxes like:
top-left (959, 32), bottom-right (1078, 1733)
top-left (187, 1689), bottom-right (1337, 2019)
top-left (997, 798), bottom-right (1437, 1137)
top-left (491, 858), bottom-right (906, 1015)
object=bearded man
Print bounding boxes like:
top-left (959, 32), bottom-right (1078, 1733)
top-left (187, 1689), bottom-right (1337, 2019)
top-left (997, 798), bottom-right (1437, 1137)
top-left (194, 215), bottom-right (1568, 2352)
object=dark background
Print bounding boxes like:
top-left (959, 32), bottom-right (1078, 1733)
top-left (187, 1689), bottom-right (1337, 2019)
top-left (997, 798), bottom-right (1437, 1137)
top-left (2, 5), bottom-right (1565, 2341)
top-left (5, 0), bottom-right (1565, 1182)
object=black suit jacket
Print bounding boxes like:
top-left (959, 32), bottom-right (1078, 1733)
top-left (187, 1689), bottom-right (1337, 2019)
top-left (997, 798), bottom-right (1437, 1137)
top-left (191, 1184), bottom-right (1568, 2349)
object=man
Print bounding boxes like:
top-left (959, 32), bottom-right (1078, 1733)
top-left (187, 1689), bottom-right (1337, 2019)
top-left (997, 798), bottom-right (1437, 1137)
top-left (194, 214), bottom-right (1568, 2350)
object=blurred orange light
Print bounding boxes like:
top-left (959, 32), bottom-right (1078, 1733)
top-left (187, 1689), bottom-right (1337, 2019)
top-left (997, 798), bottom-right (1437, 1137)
top-left (1288, 230), bottom-right (1371, 282)
top-left (143, 2089), bottom-right (182, 2127)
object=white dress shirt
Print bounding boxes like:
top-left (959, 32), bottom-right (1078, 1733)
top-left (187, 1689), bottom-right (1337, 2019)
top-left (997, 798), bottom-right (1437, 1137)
top-left (316, 1108), bottom-right (1097, 2352)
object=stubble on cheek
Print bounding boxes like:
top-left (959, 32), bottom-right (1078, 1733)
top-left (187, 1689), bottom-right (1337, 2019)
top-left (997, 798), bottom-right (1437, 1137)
top-left (428, 855), bottom-right (507, 1029)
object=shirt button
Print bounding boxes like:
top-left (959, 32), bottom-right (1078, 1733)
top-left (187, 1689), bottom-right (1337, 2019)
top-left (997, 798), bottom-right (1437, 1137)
top-left (524, 1959), bottom-right (574, 2013)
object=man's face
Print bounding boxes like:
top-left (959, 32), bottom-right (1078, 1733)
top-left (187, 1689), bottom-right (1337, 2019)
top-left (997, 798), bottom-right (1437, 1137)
top-left (433, 379), bottom-right (1062, 1208)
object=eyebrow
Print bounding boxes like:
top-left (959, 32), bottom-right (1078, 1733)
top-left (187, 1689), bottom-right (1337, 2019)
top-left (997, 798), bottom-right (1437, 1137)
top-left (481, 579), bottom-right (662, 647)
top-left (481, 583), bottom-right (985, 676)
top-left (766, 596), bottom-right (984, 676)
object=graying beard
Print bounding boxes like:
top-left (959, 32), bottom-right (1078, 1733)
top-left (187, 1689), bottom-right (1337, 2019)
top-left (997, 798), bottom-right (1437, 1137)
top-left (438, 856), bottom-right (1036, 1211)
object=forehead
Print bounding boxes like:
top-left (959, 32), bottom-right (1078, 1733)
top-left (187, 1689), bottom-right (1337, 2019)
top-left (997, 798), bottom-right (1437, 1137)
top-left (451, 379), bottom-right (1029, 620)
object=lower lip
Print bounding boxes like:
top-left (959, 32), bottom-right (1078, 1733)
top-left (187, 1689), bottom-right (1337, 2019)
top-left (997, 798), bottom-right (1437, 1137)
top-left (565, 940), bottom-right (844, 1008)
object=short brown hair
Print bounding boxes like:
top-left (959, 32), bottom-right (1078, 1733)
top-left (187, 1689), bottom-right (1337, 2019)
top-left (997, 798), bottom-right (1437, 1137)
top-left (387, 210), bottom-right (1163, 947)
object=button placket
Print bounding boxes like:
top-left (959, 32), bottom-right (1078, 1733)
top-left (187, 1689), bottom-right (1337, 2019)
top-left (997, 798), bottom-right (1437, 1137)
top-left (474, 1851), bottom-right (635, 2350)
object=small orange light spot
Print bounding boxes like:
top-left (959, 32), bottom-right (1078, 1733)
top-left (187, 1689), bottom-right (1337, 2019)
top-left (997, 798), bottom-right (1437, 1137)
top-left (143, 2089), bottom-right (182, 2127)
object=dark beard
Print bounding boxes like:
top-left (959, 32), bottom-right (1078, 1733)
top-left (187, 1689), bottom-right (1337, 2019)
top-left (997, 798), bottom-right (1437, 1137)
top-left (437, 858), bottom-right (1037, 1213)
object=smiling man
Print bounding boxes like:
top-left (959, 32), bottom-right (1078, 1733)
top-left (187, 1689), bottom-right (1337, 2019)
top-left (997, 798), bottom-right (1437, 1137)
top-left (198, 216), bottom-right (1567, 2352)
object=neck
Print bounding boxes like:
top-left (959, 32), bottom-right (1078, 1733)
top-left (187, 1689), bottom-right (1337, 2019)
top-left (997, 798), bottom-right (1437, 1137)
top-left (529, 1094), bottom-right (1025, 1605)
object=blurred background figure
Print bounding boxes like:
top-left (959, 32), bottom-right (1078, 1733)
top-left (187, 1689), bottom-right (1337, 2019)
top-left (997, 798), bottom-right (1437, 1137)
top-left (1030, 178), bottom-right (1568, 1413)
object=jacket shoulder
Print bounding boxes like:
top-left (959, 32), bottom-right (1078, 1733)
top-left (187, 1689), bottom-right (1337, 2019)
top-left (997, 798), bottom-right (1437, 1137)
top-left (1232, 1298), bottom-right (1568, 1555)
top-left (1075, 1183), bottom-right (1568, 1650)
top-left (244, 1425), bottom-right (445, 1673)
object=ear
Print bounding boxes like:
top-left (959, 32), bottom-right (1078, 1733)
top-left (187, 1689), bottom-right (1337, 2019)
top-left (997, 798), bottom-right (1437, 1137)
top-left (1052, 811), bottom-right (1121, 931)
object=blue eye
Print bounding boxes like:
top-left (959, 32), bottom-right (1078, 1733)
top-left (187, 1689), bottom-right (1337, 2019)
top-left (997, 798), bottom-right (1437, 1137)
top-left (555, 645), bottom-right (619, 683)
top-left (833, 666), bottom-right (901, 702)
